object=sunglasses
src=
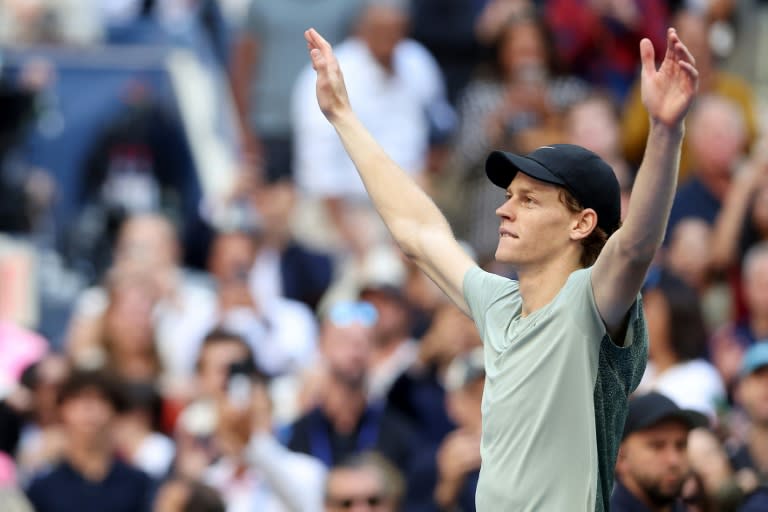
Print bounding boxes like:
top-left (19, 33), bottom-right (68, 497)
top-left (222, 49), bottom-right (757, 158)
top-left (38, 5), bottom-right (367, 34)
top-left (326, 494), bottom-right (386, 509)
top-left (327, 301), bottom-right (378, 328)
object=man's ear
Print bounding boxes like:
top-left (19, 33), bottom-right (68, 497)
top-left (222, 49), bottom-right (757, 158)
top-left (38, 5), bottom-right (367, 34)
top-left (570, 208), bottom-right (598, 242)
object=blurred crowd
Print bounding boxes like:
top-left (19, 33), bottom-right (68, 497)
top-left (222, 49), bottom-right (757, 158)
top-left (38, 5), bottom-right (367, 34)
top-left (1, 0), bottom-right (768, 511)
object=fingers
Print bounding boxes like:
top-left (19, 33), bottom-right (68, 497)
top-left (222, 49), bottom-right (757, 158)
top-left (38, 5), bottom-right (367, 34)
top-left (673, 38), bottom-right (696, 67)
top-left (639, 38), bottom-right (655, 75)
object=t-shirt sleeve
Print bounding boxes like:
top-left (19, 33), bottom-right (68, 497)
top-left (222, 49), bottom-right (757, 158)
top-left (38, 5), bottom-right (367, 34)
top-left (462, 266), bottom-right (517, 339)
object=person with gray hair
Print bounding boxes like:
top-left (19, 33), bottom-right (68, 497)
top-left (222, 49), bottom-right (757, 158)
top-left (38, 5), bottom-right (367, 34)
top-left (324, 451), bottom-right (404, 512)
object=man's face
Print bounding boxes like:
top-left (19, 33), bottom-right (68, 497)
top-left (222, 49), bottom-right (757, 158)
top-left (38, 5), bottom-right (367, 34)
top-left (737, 367), bottom-right (768, 426)
top-left (60, 389), bottom-right (115, 442)
top-left (617, 420), bottom-right (690, 507)
top-left (325, 467), bottom-right (393, 512)
top-left (495, 173), bottom-right (581, 267)
top-left (359, 6), bottom-right (408, 68)
top-left (321, 322), bottom-right (374, 388)
top-left (197, 341), bottom-right (252, 398)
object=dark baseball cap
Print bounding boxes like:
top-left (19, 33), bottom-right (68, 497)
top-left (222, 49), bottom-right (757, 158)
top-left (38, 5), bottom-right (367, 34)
top-left (485, 144), bottom-right (621, 235)
top-left (622, 392), bottom-right (708, 440)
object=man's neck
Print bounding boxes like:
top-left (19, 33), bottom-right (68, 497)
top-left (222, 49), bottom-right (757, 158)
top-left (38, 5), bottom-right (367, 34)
top-left (323, 379), bottom-right (367, 435)
top-left (66, 438), bottom-right (113, 482)
top-left (516, 259), bottom-right (581, 317)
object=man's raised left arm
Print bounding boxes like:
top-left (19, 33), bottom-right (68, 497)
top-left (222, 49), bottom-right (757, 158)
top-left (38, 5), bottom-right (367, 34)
top-left (592, 27), bottom-right (699, 340)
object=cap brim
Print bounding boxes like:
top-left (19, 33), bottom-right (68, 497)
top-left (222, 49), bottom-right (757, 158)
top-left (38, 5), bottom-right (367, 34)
top-left (485, 151), bottom-right (566, 189)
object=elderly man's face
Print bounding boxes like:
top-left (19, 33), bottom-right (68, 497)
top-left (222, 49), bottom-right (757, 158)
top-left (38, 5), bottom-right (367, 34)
top-left (325, 467), bottom-right (393, 512)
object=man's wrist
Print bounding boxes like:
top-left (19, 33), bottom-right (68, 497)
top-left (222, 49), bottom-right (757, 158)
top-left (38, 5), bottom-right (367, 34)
top-left (648, 118), bottom-right (685, 140)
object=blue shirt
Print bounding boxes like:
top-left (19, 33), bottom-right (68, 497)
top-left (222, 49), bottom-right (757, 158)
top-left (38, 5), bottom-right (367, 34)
top-left (26, 458), bottom-right (153, 512)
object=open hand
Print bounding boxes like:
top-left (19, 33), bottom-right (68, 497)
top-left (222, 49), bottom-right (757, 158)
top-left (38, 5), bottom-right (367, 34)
top-left (640, 28), bottom-right (699, 128)
top-left (305, 28), bottom-right (351, 122)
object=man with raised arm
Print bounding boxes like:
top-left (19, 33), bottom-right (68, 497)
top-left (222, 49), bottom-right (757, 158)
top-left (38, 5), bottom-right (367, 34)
top-left (304, 24), bottom-right (698, 512)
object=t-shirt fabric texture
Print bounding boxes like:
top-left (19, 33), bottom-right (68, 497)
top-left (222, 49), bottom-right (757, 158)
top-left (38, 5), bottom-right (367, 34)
top-left (463, 266), bottom-right (648, 511)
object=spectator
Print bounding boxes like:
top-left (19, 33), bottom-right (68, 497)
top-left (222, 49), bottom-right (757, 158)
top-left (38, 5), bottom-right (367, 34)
top-left (637, 272), bottom-right (726, 418)
top-left (665, 94), bottom-right (749, 239)
top-left (621, 9), bottom-right (757, 179)
top-left (324, 452), bottom-right (404, 512)
top-left (563, 92), bottom-right (633, 220)
top-left (664, 218), bottom-right (731, 335)
top-left (359, 282), bottom-right (418, 401)
top-left (0, 0), bottom-right (102, 45)
top-left (387, 302), bottom-right (481, 446)
top-left (731, 343), bottom-right (768, 485)
top-left (202, 357), bottom-right (326, 512)
top-left (175, 329), bottom-right (256, 441)
top-left (711, 243), bottom-right (768, 392)
top-left (248, 180), bottom-right (334, 312)
top-left (544, 0), bottom-right (668, 101)
top-left (432, 348), bottom-right (484, 512)
top-left (203, 229), bottom-right (318, 378)
top-left (66, 213), bottom-right (218, 382)
top-left (25, 370), bottom-right (154, 512)
top-left (113, 381), bottom-right (175, 479)
top-left (612, 392), bottom-right (707, 511)
top-left (14, 355), bottom-right (70, 483)
top-left (289, 301), bottom-right (418, 473)
top-left (292, 0), bottom-right (447, 256)
top-left (229, 0), bottom-right (360, 181)
top-left (153, 477), bottom-right (225, 512)
top-left (710, 138), bottom-right (768, 272)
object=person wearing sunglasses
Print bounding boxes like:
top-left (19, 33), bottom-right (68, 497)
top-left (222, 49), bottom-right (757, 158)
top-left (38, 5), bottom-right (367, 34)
top-left (324, 452), bottom-right (403, 512)
top-left (303, 20), bottom-right (698, 512)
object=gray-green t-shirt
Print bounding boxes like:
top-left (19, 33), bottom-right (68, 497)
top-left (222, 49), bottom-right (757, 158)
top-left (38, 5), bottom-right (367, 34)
top-left (463, 266), bottom-right (648, 511)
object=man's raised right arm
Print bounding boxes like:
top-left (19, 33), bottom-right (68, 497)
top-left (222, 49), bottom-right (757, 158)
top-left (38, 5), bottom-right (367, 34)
top-left (304, 28), bottom-right (475, 313)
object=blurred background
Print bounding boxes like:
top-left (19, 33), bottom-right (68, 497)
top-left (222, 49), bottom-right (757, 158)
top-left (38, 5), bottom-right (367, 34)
top-left (1, 0), bottom-right (768, 511)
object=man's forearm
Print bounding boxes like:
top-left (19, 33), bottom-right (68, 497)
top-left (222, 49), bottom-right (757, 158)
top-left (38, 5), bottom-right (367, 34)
top-left (330, 110), bottom-right (453, 256)
top-left (619, 121), bottom-right (684, 259)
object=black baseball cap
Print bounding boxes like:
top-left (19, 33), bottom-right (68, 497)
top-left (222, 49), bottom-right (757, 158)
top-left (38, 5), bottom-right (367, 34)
top-left (622, 392), bottom-right (708, 440)
top-left (485, 144), bottom-right (621, 235)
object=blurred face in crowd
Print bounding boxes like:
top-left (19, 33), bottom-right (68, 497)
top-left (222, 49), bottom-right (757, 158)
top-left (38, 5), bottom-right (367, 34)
top-left (617, 420), bottom-right (690, 507)
top-left (325, 466), bottom-right (393, 512)
top-left (208, 232), bottom-right (256, 283)
top-left (642, 288), bottom-right (669, 364)
top-left (688, 96), bottom-right (746, 178)
top-left (498, 21), bottom-right (548, 82)
top-left (673, 11), bottom-right (710, 71)
top-left (197, 339), bottom-right (252, 398)
top-left (252, 181), bottom-right (296, 243)
top-left (359, 289), bottom-right (409, 347)
top-left (321, 317), bottom-right (375, 389)
top-left (744, 251), bottom-right (768, 317)
top-left (115, 214), bottom-right (179, 272)
top-left (31, 355), bottom-right (70, 426)
top-left (60, 388), bottom-right (115, 445)
top-left (737, 367), bottom-right (768, 427)
top-left (565, 97), bottom-right (620, 160)
top-left (666, 219), bottom-right (712, 290)
top-left (358, 5), bottom-right (408, 69)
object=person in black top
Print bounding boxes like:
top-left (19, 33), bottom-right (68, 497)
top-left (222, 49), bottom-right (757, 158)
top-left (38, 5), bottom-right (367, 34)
top-left (287, 301), bottom-right (417, 474)
top-left (611, 392), bottom-right (706, 512)
top-left (25, 370), bottom-right (153, 512)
